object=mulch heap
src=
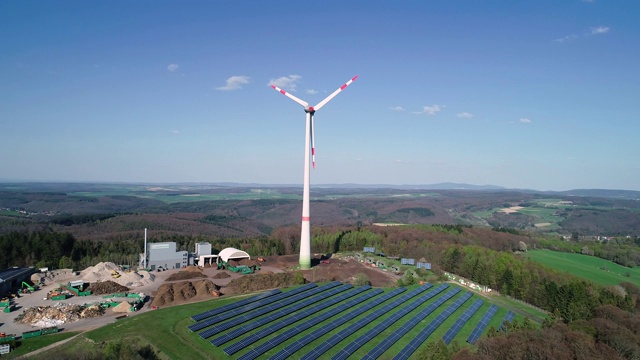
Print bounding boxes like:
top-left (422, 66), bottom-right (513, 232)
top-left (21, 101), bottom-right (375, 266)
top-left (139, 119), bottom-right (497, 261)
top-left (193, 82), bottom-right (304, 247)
top-left (151, 279), bottom-right (219, 308)
top-left (226, 272), bottom-right (304, 294)
top-left (165, 267), bottom-right (208, 282)
top-left (212, 272), bottom-right (231, 279)
top-left (87, 280), bottom-right (130, 295)
top-left (14, 303), bottom-right (105, 327)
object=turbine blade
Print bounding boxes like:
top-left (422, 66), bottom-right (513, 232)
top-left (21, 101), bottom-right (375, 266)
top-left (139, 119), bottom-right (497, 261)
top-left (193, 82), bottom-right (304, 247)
top-left (270, 85), bottom-right (309, 109)
top-left (312, 75), bottom-right (358, 111)
top-left (311, 114), bottom-right (316, 169)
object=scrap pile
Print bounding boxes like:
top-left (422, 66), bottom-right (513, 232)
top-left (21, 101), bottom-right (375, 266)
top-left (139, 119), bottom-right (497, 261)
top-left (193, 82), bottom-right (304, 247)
top-left (14, 303), bottom-right (105, 327)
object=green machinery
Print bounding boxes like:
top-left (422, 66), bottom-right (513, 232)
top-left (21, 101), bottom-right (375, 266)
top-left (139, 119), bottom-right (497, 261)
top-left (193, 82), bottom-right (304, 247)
top-left (22, 281), bottom-right (36, 292)
top-left (217, 261), bottom-right (259, 274)
top-left (0, 334), bottom-right (16, 344)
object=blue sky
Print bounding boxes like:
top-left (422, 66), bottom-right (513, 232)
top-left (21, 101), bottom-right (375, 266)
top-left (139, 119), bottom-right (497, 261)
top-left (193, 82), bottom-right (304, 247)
top-left (2, 0), bottom-right (639, 191)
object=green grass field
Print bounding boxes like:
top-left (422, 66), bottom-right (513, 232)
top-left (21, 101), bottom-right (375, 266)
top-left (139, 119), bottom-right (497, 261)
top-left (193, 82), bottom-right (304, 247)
top-left (526, 249), bottom-right (640, 287)
top-left (0, 209), bottom-right (27, 217)
top-left (25, 283), bottom-right (527, 360)
top-left (5, 332), bottom-right (79, 359)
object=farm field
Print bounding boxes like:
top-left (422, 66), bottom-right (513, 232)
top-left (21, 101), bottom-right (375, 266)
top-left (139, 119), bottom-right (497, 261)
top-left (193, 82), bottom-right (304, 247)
top-left (526, 250), bottom-right (640, 287)
top-left (29, 283), bottom-right (520, 360)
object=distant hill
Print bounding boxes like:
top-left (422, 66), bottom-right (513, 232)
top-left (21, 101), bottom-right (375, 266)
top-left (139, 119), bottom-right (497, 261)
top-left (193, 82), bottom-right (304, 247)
top-left (1, 182), bottom-right (640, 239)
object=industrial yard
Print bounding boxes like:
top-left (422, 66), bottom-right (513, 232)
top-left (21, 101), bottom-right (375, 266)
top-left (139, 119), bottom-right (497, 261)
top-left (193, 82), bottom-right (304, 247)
top-left (0, 251), bottom-right (405, 357)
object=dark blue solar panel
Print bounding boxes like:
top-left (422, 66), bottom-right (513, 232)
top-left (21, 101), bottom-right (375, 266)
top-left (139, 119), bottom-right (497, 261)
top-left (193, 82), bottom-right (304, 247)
top-left (391, 291), bottom-right (473, 360)
top-left (305, 284), bottom-right (448, 360)
top-left (199, 282), bottom-right (340, 339)
top-left (442, 299), bottom-right (483, 345)
top-left (189, 283), bottom-right (317, 332)
top-left (230, 286), bottom-right (374, 358)
top-left (240, 288), bottom-right (383, 360)
top-left (363, 289), bottom-right (467, 360)
top-left (191, 288), bottom-right (281, 321)
top-left (269, 286), bottom-right (408, 360)
top-left (217, 284), bottom-right (358, 350)
top-left (499, 310), bottom-right (515, 332)
top-left (466, 304), bottom-right (499, 344)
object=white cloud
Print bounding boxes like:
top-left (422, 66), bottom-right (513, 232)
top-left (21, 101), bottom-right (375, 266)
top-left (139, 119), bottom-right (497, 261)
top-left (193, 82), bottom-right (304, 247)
top-left (555, 26), bottom-right (609, 43)
top-left (554, 34), bottom-right (578, 43)
top-left (171, 129), bottom-right (180, 134)
top-left (413, 105), bottom-right (443, 115)
top-left (590, 26), bottom-right (610, 35)
top-left (216, 75), bottom-right (250, 91)
top-left (519, 118), bottom-right (532, 124)
top-left (167, 64), bottom-right (179, 72)
top-left (305, 89), bottom-right (318, 95)
top-left (389, 106), bottom-right (406, 112)
top-left (456, 112), bottom-right (474, 118)
top-left (268, 75), bottom-right (302, 91)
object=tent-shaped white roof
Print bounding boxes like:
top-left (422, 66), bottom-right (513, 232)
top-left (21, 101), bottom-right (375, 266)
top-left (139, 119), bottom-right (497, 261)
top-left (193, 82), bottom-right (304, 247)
top-left (218, 247), bottom-right (250, 262)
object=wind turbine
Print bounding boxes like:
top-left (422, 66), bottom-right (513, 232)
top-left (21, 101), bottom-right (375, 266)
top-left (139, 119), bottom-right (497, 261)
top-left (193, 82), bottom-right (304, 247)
top-left (271, 75), bottom-right (358, 269)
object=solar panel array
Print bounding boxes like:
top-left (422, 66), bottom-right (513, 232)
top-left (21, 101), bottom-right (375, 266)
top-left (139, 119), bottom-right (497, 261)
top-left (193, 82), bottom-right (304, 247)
top-left (185, 280), bottom-right (510, 358)
top-left (300, 284), bottom-right (439, 360)
top-left (199, 282), bottom-right (341, 339)
top-left (218, 284), bottom-right (364, 352)
top-left (400, 258), bottom-right (415, 265)
top-left (188, 283), bottom-right (318, 332)
top-left (362, 288), bottom-right (464, 360)
top-left (191, 288), bottom-right (281, 321)
top-left (270, 287), bottom-right (407, 360)
top-left (499, 311), bottom-right (515, 332)
top-left (363, 247), bottom-right (375, 253)
top-left (327, 284), bottom-right (450, 360)
top-left (392, 291), bottom-right (473, 360)
top-left (466, 304), bottom-right (499, 344)
top-left (238, 286), bottom-right (384, 360)
top-left (417, 262), bottom-right (432, 270)
top-left (442, 299), bottom-right (483, 345)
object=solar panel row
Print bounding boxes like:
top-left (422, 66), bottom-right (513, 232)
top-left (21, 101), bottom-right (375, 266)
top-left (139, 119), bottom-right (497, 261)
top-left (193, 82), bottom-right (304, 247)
top-left (269, 287), bottom-right (407, 360)
top-left (363, 288), bottom-right (465, 360)
top-left (392, 291), bottom-right (473, 360)
top-left (499, 311), bottom-right (515, 332)
top-left (301, 284), bottom-right (439, 360)
top-left (191, 288), bottom-right (281, 321)
top-left (216, 284), bottom-right (358, 350)
top-left (466, 304), bottom-right (499, 344)
top-left (199, 282), bottom-right (341, 339)
top-left (225, 286), bottom-right (371, 357)
top-left (442, 298), bottom-right (483, 345)
top-left (239, 287), bottom-right (383, 360)
top-left (325, 284), bottom-right (450, 360)
top-left (189, 283), bottom-right (318, 332)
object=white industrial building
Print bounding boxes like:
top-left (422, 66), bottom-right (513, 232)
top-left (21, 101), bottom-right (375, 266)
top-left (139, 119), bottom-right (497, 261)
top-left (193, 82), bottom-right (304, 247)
top-left (140, 240), bottom-right (252, 269)
top-left (140, 242), bottom-right (188, 271)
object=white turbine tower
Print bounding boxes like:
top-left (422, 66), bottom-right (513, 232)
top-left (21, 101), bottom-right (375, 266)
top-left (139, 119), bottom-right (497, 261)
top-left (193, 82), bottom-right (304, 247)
top-left (271, 75), bottom-right (358, 269)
